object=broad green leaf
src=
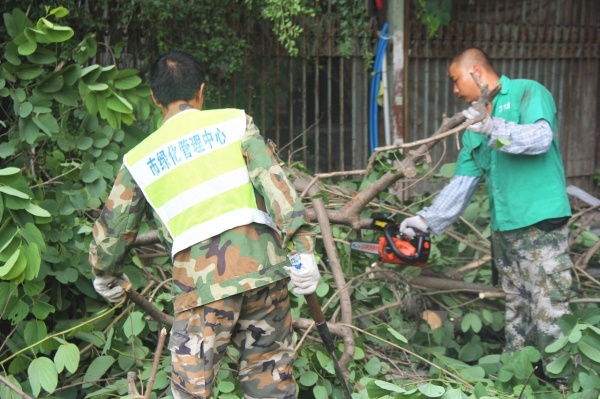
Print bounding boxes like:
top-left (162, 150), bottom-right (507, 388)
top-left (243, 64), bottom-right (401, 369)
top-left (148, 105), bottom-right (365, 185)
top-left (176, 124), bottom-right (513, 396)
top-left (54, 343), bottom-right (80, 374)
top-left (7, 299), bottom-right (29, 323)
top-left (546, 352), bottom-right (570, 375)
top-left (372, 380), bottom-right (406, 393)
top-left (365, 356), bottom-right (382, 376)
top-left (3, 250), bottom-right (27, 280)
top-left (0, 374), bottom-right (24, 399)
top-left (439, 162), bottom-right (456, 178)
top-left (0, 167), bottom-right (21, 177)
top-left (123, 311), bottom-right (146, 338)
top-left (88, 83), bottom-right (109, 91)
top-left (313, 385), bottom-right (328, 399)
top-left (442, 388), bottom-right (468, 399)
top-left (24, 319), bottom-right (48, 349)
top-left (387, 327), bottom-right (408, 343)
top-left (0, 248), bottom-right (21, 278)
top-left (86, 177), bottom-right (107, 197)
top-left (77, 135), bottom-right (94, 150)
top-left (473, 382), bottom-right (489, 397)
top-left (217, 380), bottom-right (235, 393)
top-left (9, 355), bottom-right (30, 375)
top-left (16, 65), bottom-right (44, 80)
top-left (298, 370), bottom-right (318, 386)
top-left (19, 101), bottom-right (33, 117)
top-left (18, 40), bottom-right (37, 56)
top-left (545, 336), bottom-right (568, 353)
top-left (106, 93), bottom-right (133, 113)
top-left (23, 223), bottom-right (46, 250)
top-left (25, 203), bottom-right (51, 217)
top-left (493, 138), bottom-right (511, 149)
top-left (315, 350), bottom-right (334, 375)
top-left (32, 300), bottom-right (55, 319)
top-left (461, 313), bottom-right (482, 333)
top-left (82, 355), bottom-right (115, 388)
top-left (56, 267), bottom-right (78, 284)
top-left (578, 340), bottom-right (600, 362)
top-left (49, 6), bottom-right (69, 18)
top-left (114, 72), bottom-right (142, 90)
top-left (419, 383), bottom-right (446, 398)
top-left (0, 185), bottom-right (30, 199)
top-left (43, 25), bottom-right (74, 42)
top-left (28, 357), bottom-right (58, 396)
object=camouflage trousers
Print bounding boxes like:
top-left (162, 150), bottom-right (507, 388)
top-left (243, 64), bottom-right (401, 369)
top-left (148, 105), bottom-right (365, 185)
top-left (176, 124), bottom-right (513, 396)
top-left (169, 279), bottom-right (296, 399)
top-left (491, 223), bottom-right (572, 369)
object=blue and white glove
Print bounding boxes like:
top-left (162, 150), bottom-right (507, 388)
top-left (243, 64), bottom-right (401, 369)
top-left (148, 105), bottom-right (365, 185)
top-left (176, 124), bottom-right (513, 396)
top-left (93, 274), bottom-right (130, 302)
top-left (463, 103), bottom-right (494, 135)
top-left (283, 253), bottom-right (321, 295)
top-left (399, 216), bottom-right (429, 240)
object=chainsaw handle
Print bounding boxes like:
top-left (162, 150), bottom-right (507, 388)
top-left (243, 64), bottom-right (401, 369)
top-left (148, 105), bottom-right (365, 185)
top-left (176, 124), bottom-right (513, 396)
top-left (383, 223), bottom-right (423, 262)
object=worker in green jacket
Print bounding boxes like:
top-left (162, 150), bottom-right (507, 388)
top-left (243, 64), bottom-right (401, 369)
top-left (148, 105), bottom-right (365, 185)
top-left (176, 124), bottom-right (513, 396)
top-left (90, 50), bottom-right (320, 398)
top-left (400, 48), bottom-right (572, 386)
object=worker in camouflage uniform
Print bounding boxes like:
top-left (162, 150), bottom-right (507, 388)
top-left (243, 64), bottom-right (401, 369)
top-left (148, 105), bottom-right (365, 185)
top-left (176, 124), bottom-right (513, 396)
top-left (400, 48), bottom-right (572, 382)
top-left (89, 50), bottom-right (320, 399)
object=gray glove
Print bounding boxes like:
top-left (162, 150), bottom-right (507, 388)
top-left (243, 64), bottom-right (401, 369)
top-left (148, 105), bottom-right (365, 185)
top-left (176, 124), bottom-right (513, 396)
top-left (283, 253), bottom-right (321, 295)
top-left (93, 274), bottom-right (131, 302)
top-left (399, 216), bottom-right (428, 240)
top-left (463, 104), bottom-right (494, 135)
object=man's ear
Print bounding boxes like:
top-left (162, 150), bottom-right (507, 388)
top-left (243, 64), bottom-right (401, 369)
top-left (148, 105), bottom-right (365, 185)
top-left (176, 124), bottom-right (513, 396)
top-left (150, 90), bottom-right (162, 107)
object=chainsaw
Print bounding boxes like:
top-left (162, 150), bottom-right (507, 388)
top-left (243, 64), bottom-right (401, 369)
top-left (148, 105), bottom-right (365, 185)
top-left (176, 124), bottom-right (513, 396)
top-left (350, 218), bottom-right (431, 267)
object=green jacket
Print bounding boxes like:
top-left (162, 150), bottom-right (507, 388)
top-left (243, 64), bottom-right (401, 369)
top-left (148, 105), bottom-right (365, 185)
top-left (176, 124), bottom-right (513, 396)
top-left (455, 75), bottom-right (571, 231)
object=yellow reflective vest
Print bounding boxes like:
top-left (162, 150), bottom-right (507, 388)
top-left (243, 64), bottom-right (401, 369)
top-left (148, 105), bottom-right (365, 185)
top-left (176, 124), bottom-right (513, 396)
top-left (123, 108), bottom-right (277, 255)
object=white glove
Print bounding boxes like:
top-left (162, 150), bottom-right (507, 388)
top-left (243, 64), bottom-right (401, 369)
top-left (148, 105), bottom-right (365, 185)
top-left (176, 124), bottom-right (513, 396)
top-left (283, 253), bottom-right (321, 296)
top-left (93, 274), bottom-right (131, 303)
top-left (463, 104), bottom-right (494, 135)
top-left (399, 216), bottom-right (428, 240)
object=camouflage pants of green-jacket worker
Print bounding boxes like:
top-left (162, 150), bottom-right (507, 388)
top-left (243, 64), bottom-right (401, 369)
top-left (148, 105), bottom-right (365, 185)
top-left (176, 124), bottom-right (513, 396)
top-left (169, 279), bottom-right (295, 399)
top-left (491, 223), bottom-right (572, 369)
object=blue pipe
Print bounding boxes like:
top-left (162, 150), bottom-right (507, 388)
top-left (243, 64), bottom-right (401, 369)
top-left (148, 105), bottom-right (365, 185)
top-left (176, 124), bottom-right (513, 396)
top-left (369, 23), bottom-right (389, 154)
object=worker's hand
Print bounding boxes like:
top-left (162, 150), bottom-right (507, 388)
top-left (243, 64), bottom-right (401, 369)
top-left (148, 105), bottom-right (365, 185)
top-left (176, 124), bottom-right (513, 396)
top-left (463, 104), bottom-right (494, 135)
top-left (400, 216), bottom-right (428, 240)
top-left (93, 274), bottom-right (131, 303)
top-left (284, 253), bottom-right (321, 295)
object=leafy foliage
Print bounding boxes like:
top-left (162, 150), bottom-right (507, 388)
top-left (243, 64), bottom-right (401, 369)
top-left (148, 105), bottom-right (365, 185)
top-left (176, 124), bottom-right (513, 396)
top-left (1, 3), bottom-right (599, 399)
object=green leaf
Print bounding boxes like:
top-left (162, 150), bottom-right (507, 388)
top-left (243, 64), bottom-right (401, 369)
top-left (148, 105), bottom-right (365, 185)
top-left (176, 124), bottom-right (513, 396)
top-left (16, 65), bottom-right (44, 80)
top-left (32, 300), bottom-right (55, 320)
top-left (217, 380), bottom-right (235, 393)
top-left (25, 203), bottom-right (51, 217)
top-left (87, 83), bottom-right (109, 91)
top-left (49, 6), bottom-right (69, 18)
top-left (3, 250), bottom-right (27, 280)
top-left (364, 356), bottom-right (382, 376)
top-left (298, 370), bottom-right (318, 387)
top-left (54, 343), bottom-right (80, 374)
top-left (578, 340), bottom-right (600, 362)
top-left (313, 385), bottom-right (328, 399)
top-left (106, 93), bottom-right (133, 113)
top-left (545, 352), bottom-right (570, 375)
top-left (493, 138), bottom-right (511, 149)
top-left (114, 73), bottom-right (142, 90)
top-left (42, 25), bottom-right (74, 42)
top-left (0, 185), bottom-right (30, 199)
top-left (372, 379), bottom-right (406, 394)
top-left (24, 319), bottom-right (48, 349)
top-left (7, 299), bottom-right (29, 323)
top-left (19, 101), bottom-right (33, 117)
top-left (0, 248), bottom-right (21, 278)
top-left (23, 223), bottom-right (46, 250)
top-left (82, 355), bottom-right (115, 388)
top-left (387, 327), bottom-right (408, 343)
top-left (18, 39), bottom-right (37, 56)
top-left (0, 167), bottom-right (21, 176)
top-left (545, 336), bottom-right (568, 354)
top-left (473, 382), bottom-right (489, 397)
top-left (123, 311), bottom-right (146, 338)
top-left (418, 383), bottom-right (445, 397)
top-left (28, 357), bottom-right (58, 396)
top-left (442, 388), bottom-right (468, 399)
top-left (461, 313), bottom-right (482, 333)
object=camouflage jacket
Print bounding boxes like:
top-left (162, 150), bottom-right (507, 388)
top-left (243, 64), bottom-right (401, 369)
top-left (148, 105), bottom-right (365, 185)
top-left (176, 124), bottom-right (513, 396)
top-left (89, 113), bottom-right (315, 313)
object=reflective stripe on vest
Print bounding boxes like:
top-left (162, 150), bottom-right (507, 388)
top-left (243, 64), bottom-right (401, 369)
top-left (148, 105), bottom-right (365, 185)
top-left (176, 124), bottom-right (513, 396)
top-left (123, 108), bottom-right (277, 256)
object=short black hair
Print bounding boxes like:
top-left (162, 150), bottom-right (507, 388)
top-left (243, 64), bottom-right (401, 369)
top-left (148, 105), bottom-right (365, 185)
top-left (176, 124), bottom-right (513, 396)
top-left (150, 50), bottom-right (205, 106)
